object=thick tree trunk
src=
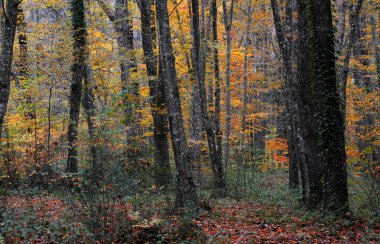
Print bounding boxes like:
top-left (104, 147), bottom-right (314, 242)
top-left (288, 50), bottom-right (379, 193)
top-left (296, 0), bottom-right (323, 208)
top-left (312, 0), bottom-right (348, 212)
top-left (155, 0), bottom-right (198, 209)
top-left (0, 0), bottom-right (19, 137)
top-left (191, 0), bottom-right (226, 195)
top-left (139, 0), bottom-right (171, 187)
top-left (297, 0), bottom-right (349, 212)
top-left (66, 0), bottom-right (87, 173)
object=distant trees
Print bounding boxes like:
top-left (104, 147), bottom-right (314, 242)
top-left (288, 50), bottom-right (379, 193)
top-left (0, 0), bottom-right (20, 137)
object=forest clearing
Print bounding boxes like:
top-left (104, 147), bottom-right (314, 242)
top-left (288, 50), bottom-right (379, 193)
top-left (0, 0), bottom-right (379, 242)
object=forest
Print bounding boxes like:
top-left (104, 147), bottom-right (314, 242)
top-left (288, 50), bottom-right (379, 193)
top-left (0, 0), bottom-right (379, 242)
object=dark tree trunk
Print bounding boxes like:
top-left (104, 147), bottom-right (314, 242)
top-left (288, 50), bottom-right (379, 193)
top-left (191, 0), bottom-right (226, 195)
top-left (0, 0), bottom-right (19, 137)
top-left (66, 0), bottom-right (87, 173)
top-left (222, 0), bottom-right (234, 175)
top-left (240, 0), bottom-right (252, 186)
top-left (139, 0), bottom-right (171, 187)
top-left (297, 0), bottom-right (349, 212)
top-left (155, 0), bottom-right (198, 209)
top-left (296, 0), bottom-right (323, 208)
top-left (312, 0), bottom-right (348, 212)
top-left (211, 0), bottom-right (223, 181)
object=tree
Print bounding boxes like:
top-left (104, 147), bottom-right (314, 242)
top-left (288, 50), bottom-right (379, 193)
top-left (66, 0), bottom-right (87, 173)
top-left (222, 0), bottom-right (234, 174)
top-left (155, 0), bottom-right (198, 208)
top-left (297, 0), bottom-right (349, 212)
top-left (191, 0), bottom-right (226, 195)
top-left (138, 0), bottom-right (172, 187)
top-left (0, 0), bottom-right (20, 137)
top-left (270, 0), bottom-right (302, 189)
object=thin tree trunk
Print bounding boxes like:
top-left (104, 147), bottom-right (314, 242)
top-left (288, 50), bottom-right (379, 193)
top-left (191, 0), bottom-right (226, 195)
top-left (139, 0), bottom-right (172, 187)
top-left (222, 0), bottom-right (234, 176)
top-left (82, 64), bottom-right (99, 181)
top-left (240, 0), bottom-right (252, 187)
top-left (211, 0), bottom-right (223, 183)
top-left (369, 12), bottom-right (380, 84)
top-left (0, 0), bottom-right (19, 137)
top-left (155, 0), bottom-right (198, 209)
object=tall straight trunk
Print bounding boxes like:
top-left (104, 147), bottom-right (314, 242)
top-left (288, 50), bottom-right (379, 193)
top-left (139, 0), bottom-right (171, 187)
top-left (66, 0), bottom-right (87, 173)
top-left (185, 0), bottom-right (203, 188)
top-left (271, 0), bottom-right (300, 188)
top-left (240, 0), bottom-right (252, 185)
top-left (211, 0), bottom-right (223, 178)
top-left (155, 0), bottom-right (198, 209)
top-left (297, 0), bottom-right (349, 212)
top-left (296, 0), bottom-right (322, 208)
top-left (191, 0), bottom-right (226, 195)
top-left (312, 0), bottom-right (348, 212)
top-left (222, 0), bottom-right (234, 175)
top-left (0, 0), bottom-right (19, 137)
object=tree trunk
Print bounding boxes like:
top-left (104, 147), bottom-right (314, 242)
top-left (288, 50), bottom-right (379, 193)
top-left (222, 0), bottom-right (234, 176)
top-left (139, 0), bottom-right (172, 187)
top-left (240, 0), bottom-right (252, 187)
top-left (191, 0), bottom-right (226, 196)
top-left (0, 0), bottom-right (19, 137)
top-left (66, 0), bottom-right (87, 173)
top-left (297, 0), bottom-right (349, 212)
top-left (211, 0), bottom-right (223, 184)
top-left (155, 0), bottom-right (198, 209)
top-left (369, 12), bottom-right (380, 85)
top-left (313, 0), bottom-right (348, 211)
top-left (296, 0), bottom-right (323, 208)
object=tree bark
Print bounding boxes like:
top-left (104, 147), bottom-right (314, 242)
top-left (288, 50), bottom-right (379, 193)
top-left (191, 0), bottom-right (226, 195)
top-left (66, 0), bottom-right (87, 173)
top-left (222, 0), bottom-right (234, 176)
top-left (139, 0), bottom-right (172, 187)
top-left (0, 0), bottom-right (19, 137)
top-left (240, 0), bottom-right (252, 187)
top-left (155, 0), bottom-right (198, 209)
top-left (211, 0), bottom-right (223, 182)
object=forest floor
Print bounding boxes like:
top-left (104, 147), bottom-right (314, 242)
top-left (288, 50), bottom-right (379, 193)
top-left (1, 171), bottom-right (379, 243)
